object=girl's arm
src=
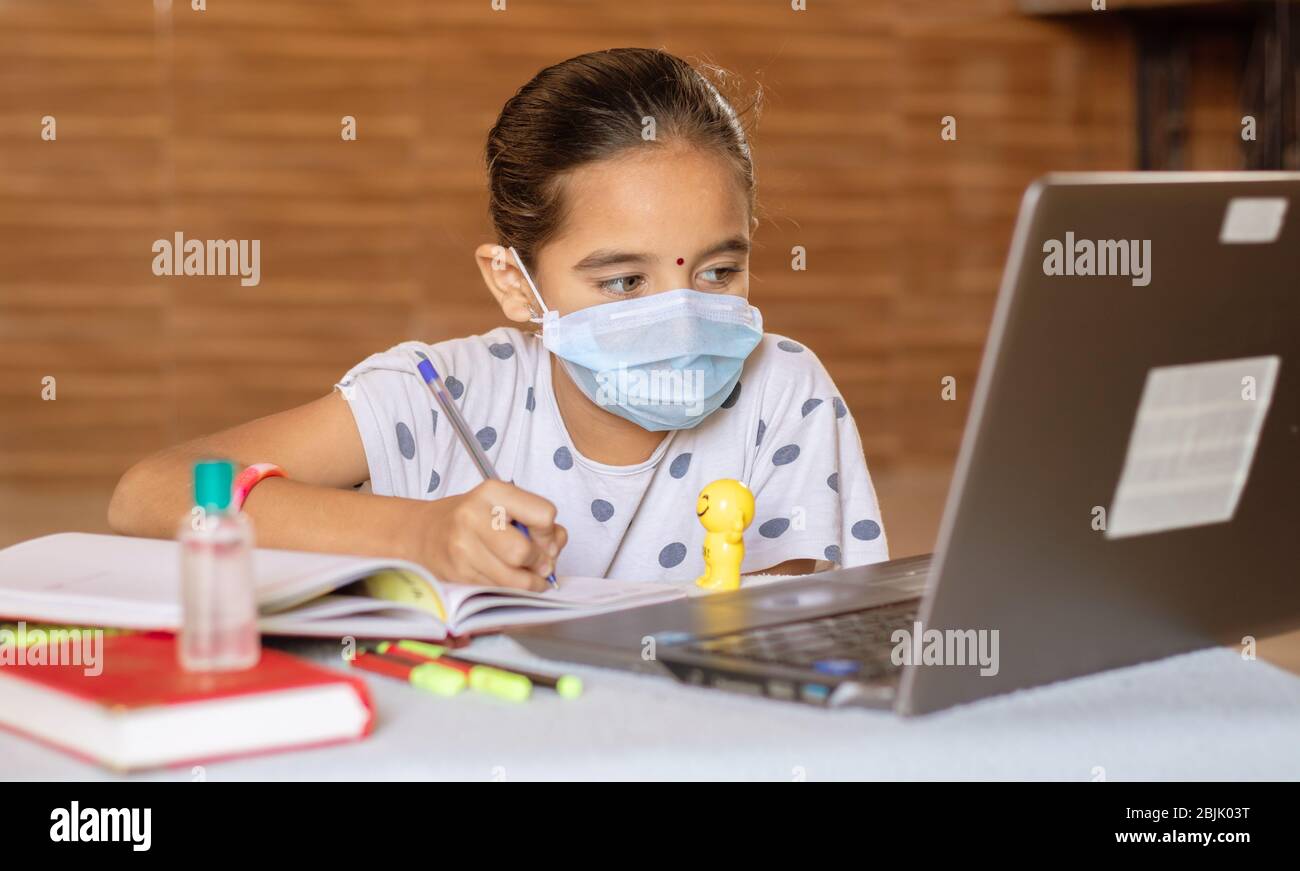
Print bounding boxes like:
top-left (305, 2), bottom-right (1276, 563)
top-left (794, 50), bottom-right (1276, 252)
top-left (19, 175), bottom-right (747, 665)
top-left (746, 559), bottom-right (816, 577)
top-left (107, 391), bottom-right (564, 590)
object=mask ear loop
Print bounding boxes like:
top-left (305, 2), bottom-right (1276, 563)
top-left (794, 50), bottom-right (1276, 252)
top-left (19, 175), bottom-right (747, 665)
top-left (508, 246), bottom-right (548, 325)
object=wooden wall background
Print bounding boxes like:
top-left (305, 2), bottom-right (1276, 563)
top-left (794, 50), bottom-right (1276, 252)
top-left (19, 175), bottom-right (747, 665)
top-left (0, 0), bottom-right (1249, 552)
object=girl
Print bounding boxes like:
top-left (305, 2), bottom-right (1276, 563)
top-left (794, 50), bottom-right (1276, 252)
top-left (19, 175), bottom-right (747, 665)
top-left (109, 48), bottom-right (889, 590)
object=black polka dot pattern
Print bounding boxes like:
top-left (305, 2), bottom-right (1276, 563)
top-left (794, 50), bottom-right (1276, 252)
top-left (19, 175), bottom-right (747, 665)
top-left (427, 469), bottom-right (441, 493)
top-left (395, 422), bottom-right (415, 460)
top-left (525, 386), bottom-right (535, 412)
top-left (489, 342), bottom-right (515, 360)
top-left (669, 452), bottom-right (692, 478)
top-left (658, 542), bottom-right (687, 568)
top-left (824, 545), bottom-right (842, 564)
top-left (476, 427), bottom-right (496, 451)
top-left (445, 376), bottom-right (464, 400)
top-left (801, 398), bottom-right (823, 417)
top-left (553, 446), bottom-right (573, 470)
top-left (591, 499), bottom-right (614, 522)
top-left (777, 340), bottom-right (804, 353)
top-left (758, 517), bottom-right (790, 538)
top-left (772, 444), bottom-right (800, 466)
top-left (851, 519), bottom-right (882, 541)
top-left (720, 381), bottom-right (742, 409)
top-left (827, 472), bottom-right (839, 493)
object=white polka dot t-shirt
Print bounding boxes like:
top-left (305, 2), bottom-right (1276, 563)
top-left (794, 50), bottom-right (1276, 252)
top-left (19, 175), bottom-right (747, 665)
top-left (335, 327), bottom-right (889, 583)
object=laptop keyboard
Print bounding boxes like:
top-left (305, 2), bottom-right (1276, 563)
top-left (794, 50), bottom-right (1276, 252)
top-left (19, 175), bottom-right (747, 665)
top-left (680, 598), bottom-right (922, 679)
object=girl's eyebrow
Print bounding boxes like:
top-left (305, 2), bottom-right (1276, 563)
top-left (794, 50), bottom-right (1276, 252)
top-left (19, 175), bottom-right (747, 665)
top-left (572, 236), bottom-right (750, 272)
top-left (573, 249), bottom-right (651, 271)
top-left (699, 235), bottom-right (751, 259)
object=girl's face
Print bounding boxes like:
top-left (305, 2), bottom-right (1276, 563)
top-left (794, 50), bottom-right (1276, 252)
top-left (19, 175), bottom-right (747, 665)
top-left (481, 144), bottom-right (752, 320)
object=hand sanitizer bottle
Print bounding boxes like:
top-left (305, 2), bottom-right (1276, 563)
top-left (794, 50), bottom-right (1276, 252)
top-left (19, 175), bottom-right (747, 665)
top-left (178, 460), bottom-right (260, 671)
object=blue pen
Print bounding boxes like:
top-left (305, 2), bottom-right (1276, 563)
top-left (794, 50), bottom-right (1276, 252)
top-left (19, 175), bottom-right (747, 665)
top-left (413, 354), bottom-right (559, 589)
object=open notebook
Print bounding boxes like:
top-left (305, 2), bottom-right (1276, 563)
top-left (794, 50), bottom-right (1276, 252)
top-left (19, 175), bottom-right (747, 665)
top-left (0, 533), bottom-right (687, 641)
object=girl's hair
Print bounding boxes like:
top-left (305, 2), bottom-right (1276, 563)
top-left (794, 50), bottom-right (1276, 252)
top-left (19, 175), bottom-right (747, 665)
top-left (485, 47), bottom-right (761, 270)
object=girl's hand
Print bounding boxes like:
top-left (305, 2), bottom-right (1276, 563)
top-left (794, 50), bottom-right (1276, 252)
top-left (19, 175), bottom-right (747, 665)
top-left (405, 480), bottom-right (567, 591)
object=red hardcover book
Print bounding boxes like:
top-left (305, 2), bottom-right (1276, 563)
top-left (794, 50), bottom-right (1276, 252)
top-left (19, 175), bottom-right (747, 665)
top-left (0, 633), bottom-right (374, 772)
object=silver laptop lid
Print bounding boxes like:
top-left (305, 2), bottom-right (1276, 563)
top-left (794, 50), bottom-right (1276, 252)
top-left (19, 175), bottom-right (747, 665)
top-left (902, 173), bottom-right (1300, 714)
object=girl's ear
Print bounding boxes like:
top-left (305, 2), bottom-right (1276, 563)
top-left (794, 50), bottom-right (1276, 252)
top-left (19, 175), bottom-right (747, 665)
top-left (475, 243), bottom-right (534, 323)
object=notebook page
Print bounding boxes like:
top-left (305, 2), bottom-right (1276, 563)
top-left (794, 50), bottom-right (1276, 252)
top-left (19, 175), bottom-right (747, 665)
top-left (443, 576), bottom-right (686, 629)
top-left (258, 595), bottom-right (450, 641)
top-left (0, 533), bottom-right (431, 629)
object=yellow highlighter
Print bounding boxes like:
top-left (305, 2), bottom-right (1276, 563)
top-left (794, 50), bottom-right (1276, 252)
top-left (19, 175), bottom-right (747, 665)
top-left (351, 650), bottom-right (466, 696)
top-left (386, 640), bottom-right (583, 700)
top-left (379, 641), bottom-right (536, 703)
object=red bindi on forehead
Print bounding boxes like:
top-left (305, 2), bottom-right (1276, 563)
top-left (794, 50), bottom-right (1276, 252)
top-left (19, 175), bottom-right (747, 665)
top-left (676, 257), bottom-right (684, 265)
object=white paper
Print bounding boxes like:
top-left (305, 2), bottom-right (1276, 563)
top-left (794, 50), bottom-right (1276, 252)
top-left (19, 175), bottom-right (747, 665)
top-left (1107, 356), bottom-right (1279, 539)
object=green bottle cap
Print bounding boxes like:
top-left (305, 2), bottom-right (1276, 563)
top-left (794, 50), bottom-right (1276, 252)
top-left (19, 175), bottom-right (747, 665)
top-left (193, 460), bottom-right (235, 512)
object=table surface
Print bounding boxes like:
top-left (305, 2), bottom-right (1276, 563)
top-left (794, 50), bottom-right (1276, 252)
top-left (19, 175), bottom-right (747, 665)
top-left (6, 630), bottom-right (1300, 781)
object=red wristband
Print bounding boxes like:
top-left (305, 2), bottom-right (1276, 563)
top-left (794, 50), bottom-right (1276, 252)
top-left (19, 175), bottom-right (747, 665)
top-left (231, 463), bottom-right (286, 510)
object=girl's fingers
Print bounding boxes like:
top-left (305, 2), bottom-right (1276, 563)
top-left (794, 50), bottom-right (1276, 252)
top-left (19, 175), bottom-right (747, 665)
top-left (471, 481), bottom-right (563, 570)
top-left (526, 522), bottom-right (566, 571)
top-left (472, 520), bottom-right (552, 583)
top-left (479, 480), bottom-right (559, 531)
top-left (524, 523), bottom-right (561, 564)
top-left (466, 530), bottom-right (550, 591)
top-left (457, 485), bottom-right (544, 567)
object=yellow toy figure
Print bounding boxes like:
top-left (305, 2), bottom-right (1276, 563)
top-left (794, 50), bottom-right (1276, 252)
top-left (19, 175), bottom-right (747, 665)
top-left (694, 479), bottom-right (755, 592)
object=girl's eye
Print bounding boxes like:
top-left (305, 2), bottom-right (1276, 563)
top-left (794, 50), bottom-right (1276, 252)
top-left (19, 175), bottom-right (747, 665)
top-left (597, 275), bottom-right (645, 295)
top-left (699, 266), bottom-right (740, 285)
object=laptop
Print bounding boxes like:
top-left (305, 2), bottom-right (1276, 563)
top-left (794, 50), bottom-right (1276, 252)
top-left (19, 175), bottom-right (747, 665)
top-left (510, 173), bottom-right (1300, 714)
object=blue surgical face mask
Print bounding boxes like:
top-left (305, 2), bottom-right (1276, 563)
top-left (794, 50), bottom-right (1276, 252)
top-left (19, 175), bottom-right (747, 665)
top-left (509, 247), bottom-right (763, 431)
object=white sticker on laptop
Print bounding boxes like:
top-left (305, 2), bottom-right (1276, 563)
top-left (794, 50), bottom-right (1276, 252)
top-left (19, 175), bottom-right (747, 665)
top-left (1106, 355), bottom-right (1279, 539)
top-left (1219, 197), bottom-right (1288, 244)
